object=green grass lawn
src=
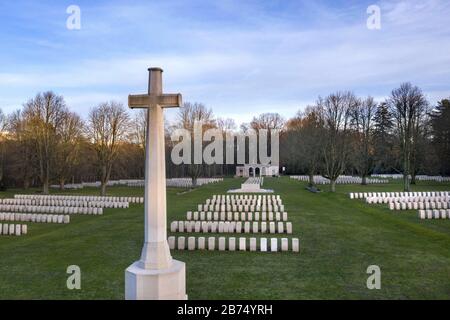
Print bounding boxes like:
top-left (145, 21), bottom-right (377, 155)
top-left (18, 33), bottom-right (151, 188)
top-left (1, 177), bottom-right (450, 300)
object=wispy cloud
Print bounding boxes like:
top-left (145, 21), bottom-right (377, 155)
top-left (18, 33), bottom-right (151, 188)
top-left (0, 0), bottom-right (449, 124)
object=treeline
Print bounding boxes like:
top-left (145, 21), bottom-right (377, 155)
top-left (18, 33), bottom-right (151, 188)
top-left (0, 95), bottom-right (246, 195)
top-left (0, 82), bottom-right (449, 194)
top-left (281, 83), bottom-right (450, 191)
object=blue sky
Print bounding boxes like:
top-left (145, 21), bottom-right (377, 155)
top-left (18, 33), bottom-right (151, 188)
top-left (1, 0), bottom-right (449, 124)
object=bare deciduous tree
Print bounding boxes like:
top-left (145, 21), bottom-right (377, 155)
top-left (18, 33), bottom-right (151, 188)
top-left (0, 109), bottom-right (8, 188)
top-left (283, 106), bottom-right (324, 187)
top-left (22, 91), bottom-right (68, 194)
top-left (55, 112), bottom-right (84, 189)
top-left (7, 110), bottom-right (35, 188)
top-left (87, 101), bottom-right (129, 196)
top-left (129, 109), bottom-right (147, 177)
top-left (175, 102), bottom-right (216, 187)
top-left (350, 96), bottom-right (377, 185)
top-left (216, 117), bottom-right (237, 176)
top-left (319, 92), bottom-right (356, 192)
top-left (250, 113), bottom-right (285, 131)
top-left (130, 109), bottom-right (147, 151)
top-left (388, 83), bottom-right (428, 191)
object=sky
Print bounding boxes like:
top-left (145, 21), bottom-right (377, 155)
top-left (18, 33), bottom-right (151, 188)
top-left (0, 0), bottom-right (449, 125)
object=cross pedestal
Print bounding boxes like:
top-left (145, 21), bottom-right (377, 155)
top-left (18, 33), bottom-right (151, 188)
top-left (125, 67), bottom-right (187, 300)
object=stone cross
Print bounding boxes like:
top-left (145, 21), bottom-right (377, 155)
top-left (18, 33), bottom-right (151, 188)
top-left (126, 68), bottom-right (186, 300)
top-left (128, 67), bottom-right (181, 270)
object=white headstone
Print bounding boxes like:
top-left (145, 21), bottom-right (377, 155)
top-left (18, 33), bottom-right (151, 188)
top-left (198, 237), bottom-right (205, 250)
top-left (208, 237), bottom-right (215, 251)
top-left (277, 222), bottom-right (284, 234)
top-left (244, 222), bottom-right (250, 233)
top-left (281, 238), bottom-right (288, 251)
top-left (15, 224), bottom-right (21, 236)
top-left (261, 222), bottom-right (267, 233)
top-left (168, 236), bottom-right (175, 249)
top-left (250, 238), bottom-right (257, 252)
top-left (188, 237), bottom-right (196, 251)
top-left (292, 238), bottom-right (300, 252)
top-left (229, 237), bottom-right (236, 251)
top-left (260, 238), bottom-right (267, 252)
top-left (270, 238), bottom-right (278, 252)
top-left (269, 222), bottom-right (275, 234)
top-left (239, 237), bottom-right (246, 251)
top-left (218, 237), bottom-right (226, 251)
top-left (286, 222), bottom-right (292, 234)
top-left (178, 236), bottom-right (186, 250)
top-left (236, 222), bottom-right (242, 233)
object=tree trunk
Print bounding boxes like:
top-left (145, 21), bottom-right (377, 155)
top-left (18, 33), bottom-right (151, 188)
top-left (43, 159), bottom-right (50, 194)
top-left (403, 140), bottom-right (410, 192)
top-left (308, 172), bottom-right (315, 188)
top-left (101, 182), bottom-right (107, 196)
top-left (43, 180), bottom-right (49, 194)
top-left (100, 164), bottom-right (108, 196)
top-left (59, 179), bottom-right (65, 190)
top-left (403, 173), bottom-right (410, 192)
top-left (361, 175), bottom-right (367, 185)
top-left (411, 171), bottom-right (417, 185)
top-left (330, 179), bottom-right (336, 193)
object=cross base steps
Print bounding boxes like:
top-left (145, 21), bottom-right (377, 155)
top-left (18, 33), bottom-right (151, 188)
top-left (125, 260), bottom-right (187, 300)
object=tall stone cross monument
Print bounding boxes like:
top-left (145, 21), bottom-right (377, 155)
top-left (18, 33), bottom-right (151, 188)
top-left (125, 67), bottom-right (186, 300)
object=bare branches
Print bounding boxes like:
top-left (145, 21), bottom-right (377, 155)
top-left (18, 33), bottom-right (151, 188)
top-left (55, 112), bottom-right (84, 189)
top-left (318, 91), bottom-right (355, 191)
top-left (250, 113), bottom-right (285, 131)
top-left (87, 101), bottom-right (130, 195)
top-left (22, 91), bottom-right (69, 194)
top-left (388, 83), bottom-right (429, 191)
top-left (349, 96), bottom-right (377, 184)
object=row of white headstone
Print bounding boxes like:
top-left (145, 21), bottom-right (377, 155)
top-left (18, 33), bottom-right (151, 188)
top-left (243, 177), bottom-right (264, 185)
top-left (291, 175), bottom-right (388, 184)
top-left (125, 178), bottom-right (224, 188)
top-left (50, 183), bottom-right (84, 190)
top-left (350, 191), bottom-right (450, 199)
top-left (419, 210), bottom-right (450, 219)
top-left (0, 205), bottom-right (103, 215)
top-left (370, 174), bottom-right (450, 182)
top-left (415, 175), bottom-right (450, 182)
top-left (0, 198), bottom-right (129, 208)
top-left (211, 194), bottom-right (281, 202)
top-left (168, 236), bottom-right (300, 252)
top-left (50, 178), bottom-right (223, 190)
top-left (365, 196), bottom-right (450, 204)
top-left (170, 220), bottom-right (293, 234)
top-left (51, 180), bottom-right (132, 189)
top-left (370, 174), bottom-right (403, 179)
top-left (187, 211), bottom-right (288, 222)
top-left (168, 178), bottom-right (224, 188)
top-left (388, 201), bottom-right (450, 211)
top-left (204, 195), bottom-right (283, 208)
top-left (349, 190), bottom-right (450, 220)
top-left (240, 177), bottom-right (264, 190)
top-left (14, 194), bottom-right (144, 203)
top-left (0, 223), bottom-right (27, 236)
top-left (198, 203), bottom-right (285, 213)
top-left (0, 213), bottom-right (70, 224)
